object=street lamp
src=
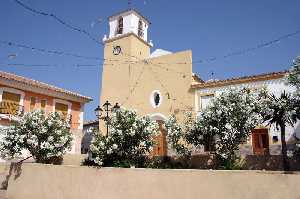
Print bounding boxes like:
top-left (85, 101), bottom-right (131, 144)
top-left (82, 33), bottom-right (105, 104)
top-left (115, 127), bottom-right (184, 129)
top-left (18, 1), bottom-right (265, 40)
top-left (94, 101), bottom-right (120, 136)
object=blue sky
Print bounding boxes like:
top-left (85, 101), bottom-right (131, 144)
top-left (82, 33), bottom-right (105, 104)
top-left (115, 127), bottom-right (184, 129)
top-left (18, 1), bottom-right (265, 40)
top-left (0, 0), bottom-right (300, 121)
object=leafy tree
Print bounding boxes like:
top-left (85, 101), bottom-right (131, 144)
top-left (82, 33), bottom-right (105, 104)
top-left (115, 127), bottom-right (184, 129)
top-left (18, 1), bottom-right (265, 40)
top-left (287, 56), bottom-right (300, 90)
top-left (89, 108), bottom-right (158, 167)
top-left (263, 91), bottom-right (300, 171)
top-left (0, 110), bottom-right (72, 164)
top-left (165, 112), bottom-right (193, 157)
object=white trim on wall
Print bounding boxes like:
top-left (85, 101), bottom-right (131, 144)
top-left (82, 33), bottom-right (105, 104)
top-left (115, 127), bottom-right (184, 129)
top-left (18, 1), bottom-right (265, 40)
top-left (0, 87), bottom-right (25, 106)
top-left (150, 113), bottom-right (167, 121)
top-left (78, 103), bottom-right (84, 130)
top-left (53, 99), bottom-right (72, 115)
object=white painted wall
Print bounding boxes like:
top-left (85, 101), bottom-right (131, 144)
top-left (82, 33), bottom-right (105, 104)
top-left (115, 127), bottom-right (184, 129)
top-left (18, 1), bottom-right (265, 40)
top-left (195, 77), bottom-right (298, 142)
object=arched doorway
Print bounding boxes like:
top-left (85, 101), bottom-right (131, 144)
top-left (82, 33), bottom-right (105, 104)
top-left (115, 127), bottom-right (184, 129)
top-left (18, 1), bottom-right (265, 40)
top-left (150, 113), bottom-right (167, 156)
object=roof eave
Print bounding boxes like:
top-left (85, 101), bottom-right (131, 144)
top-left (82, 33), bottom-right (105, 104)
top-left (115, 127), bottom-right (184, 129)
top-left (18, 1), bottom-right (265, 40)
top-left (191, 71), bottom-right (287, 89)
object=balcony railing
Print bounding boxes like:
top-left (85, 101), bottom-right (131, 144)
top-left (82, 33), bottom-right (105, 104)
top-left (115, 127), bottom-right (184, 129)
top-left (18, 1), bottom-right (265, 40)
top-left (0, 101), bottom-right (24, 116)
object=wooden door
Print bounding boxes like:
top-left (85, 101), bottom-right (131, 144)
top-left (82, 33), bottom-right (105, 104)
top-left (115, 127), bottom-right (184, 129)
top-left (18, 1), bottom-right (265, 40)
top-left (152, 120), bottom-right (167, 156)
top-left (252, 129), bottom-right (269, 155)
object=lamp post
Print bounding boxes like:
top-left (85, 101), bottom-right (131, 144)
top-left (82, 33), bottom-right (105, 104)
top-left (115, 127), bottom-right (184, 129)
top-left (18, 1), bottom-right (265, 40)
top-left (94, 101), bottom-right (120, 136)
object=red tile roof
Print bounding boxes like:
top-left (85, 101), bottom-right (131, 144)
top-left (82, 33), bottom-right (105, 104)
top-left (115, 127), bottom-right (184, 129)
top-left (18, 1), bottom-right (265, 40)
top-left (191, 71), bottom-right (288, 89)
top-left (0, 70), bottom-right (92, 102)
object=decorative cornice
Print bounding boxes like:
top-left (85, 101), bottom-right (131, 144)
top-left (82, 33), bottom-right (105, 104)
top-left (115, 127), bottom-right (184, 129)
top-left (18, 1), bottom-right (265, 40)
top-left (191, 71), bottom-right (287, 89)
top-left (104, 32), bottom-right (152, 47)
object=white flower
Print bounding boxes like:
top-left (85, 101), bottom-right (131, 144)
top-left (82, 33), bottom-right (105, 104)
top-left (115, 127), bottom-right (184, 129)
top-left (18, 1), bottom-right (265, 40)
top-left (225, 123), bottom-right (232, 130)
top-left (139, 141), bottom-right (146, 147)
top-left (129, 129), bottom-right (135, 136)
top-left (112, 144), bottom-right (118, 150)
top-left (107, 149), bottom-right (113, 154)
top-left (48, 136), bottom-right (54, 142)
top-left (287, 150), bottom-right (294, 158)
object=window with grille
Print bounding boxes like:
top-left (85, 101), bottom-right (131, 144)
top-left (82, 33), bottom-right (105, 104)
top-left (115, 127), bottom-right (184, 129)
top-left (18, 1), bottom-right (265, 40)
top-left (200, 94), bottom-right (214, 110)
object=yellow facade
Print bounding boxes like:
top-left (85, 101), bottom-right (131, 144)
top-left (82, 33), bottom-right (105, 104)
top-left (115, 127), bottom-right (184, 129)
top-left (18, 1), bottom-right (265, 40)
top-left (100, 33), bottom-right (194, 134)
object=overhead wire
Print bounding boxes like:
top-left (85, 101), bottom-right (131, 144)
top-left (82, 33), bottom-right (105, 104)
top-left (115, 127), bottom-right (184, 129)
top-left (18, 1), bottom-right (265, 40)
top-left (13, 0), bottom-right (102, 45)
top-left (120, 64), bottom-right (146, 106)
top-left (12, 0), bottom-right (300, 66)
top-left (9, 0), bottom-right (300, 113)
top-left (0, 40), bottom-right (140, 64)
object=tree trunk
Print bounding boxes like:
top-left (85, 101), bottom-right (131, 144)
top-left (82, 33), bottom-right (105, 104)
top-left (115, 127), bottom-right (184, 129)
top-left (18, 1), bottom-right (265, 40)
top-left (280, 123), bottom-right (290, 171)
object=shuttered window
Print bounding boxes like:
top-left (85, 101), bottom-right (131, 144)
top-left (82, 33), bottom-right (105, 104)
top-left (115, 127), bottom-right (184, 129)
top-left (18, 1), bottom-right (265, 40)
top-left (41, 99), bottom-right (46, 111)
top-left (2, 91), bottom-right (20, 104)
top-left (30, 97), bottom-right (36, 111)
top-left (0, 91), bottom-right (21, 115)
top-left (55, 102), bottom-right (68, 118)
top-left (200, 94), bottom-right (214, 110)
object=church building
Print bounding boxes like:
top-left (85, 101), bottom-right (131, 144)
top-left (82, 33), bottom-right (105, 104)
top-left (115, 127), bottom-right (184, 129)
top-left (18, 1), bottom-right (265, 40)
top-left (100, 9), bottom-right (299, 156)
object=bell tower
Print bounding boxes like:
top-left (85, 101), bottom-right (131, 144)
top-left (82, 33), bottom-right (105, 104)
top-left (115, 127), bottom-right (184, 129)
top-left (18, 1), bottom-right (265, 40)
top-left (99, 9), bottom-right (153, 134)
top-left (102, 9), bottom-right (153, 61)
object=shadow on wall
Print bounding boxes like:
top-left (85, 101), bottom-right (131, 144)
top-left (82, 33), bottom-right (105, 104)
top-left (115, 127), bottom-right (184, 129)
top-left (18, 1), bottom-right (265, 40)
top-left (188, 154), bottom-right (300, 171)
top-left (245, 155), bottom-right (300, 171)
top-left (1, 162), bottom-right (23, 190)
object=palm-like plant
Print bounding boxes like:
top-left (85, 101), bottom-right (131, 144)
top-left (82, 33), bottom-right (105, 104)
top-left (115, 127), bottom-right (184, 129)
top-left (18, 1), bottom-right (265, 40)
top-left (263, 91), bottom-right (300, 171)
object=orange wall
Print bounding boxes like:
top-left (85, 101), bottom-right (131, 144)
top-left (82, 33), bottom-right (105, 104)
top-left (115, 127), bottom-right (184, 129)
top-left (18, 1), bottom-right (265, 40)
top-left (0, 84), bottom-right (82, 130)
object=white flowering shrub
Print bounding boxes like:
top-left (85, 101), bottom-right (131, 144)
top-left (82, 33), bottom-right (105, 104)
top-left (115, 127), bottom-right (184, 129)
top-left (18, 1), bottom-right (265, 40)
top-left (0, 110), bottom-right (72, 164)
top-left (165, 112), bottom-right (193, 156)
top-left (89, 108), bottom-right (159, 167)
top-left (166, 89), bottom-right (266, 165)
top-left (199, 89), bottom-right (266, 162)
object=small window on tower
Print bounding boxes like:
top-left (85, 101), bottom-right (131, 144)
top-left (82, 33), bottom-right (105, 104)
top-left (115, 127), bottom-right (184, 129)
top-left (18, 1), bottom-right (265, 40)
top-left (138, 20), bottom-right (144, 37)
top-left (117, 17), bottom-right (123, 35)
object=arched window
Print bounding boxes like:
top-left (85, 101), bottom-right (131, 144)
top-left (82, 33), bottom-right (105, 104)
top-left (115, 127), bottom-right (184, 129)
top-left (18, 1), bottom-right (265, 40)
top-left (117, 17), bottom-right (123, 35)
top-left (138, 20), bottom-right (144, 37)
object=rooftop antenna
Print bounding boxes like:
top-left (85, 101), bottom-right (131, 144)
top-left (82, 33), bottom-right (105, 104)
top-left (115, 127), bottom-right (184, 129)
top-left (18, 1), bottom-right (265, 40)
top-left (210, 70), bottom-right (215, 80)
top-left (128, 0), bottom-right (132, 9)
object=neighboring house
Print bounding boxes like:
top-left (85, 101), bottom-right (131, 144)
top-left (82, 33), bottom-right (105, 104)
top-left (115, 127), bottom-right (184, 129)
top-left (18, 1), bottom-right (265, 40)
top-left (82, 120), bottom-right (99, 154)
top-left (0, 70), bottom-right (92, 162)
top-left (192, 71), bottom-right (299, 155)
top-left (99, 9), bottom-right (299, 156)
